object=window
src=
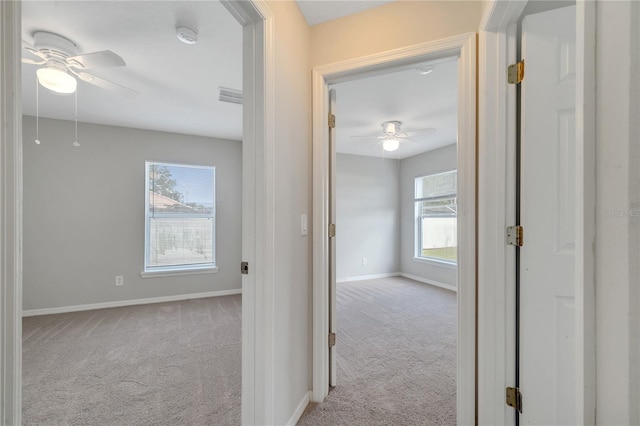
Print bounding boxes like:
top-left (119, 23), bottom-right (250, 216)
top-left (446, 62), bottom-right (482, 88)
top-left (415, 170), bottom-right (457, 263)
top-left (145, 162), bottom-right (215, 273)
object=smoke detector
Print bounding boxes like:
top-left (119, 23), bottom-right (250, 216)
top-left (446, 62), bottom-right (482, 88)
top-left (176, 26), bottom-right (198, 45)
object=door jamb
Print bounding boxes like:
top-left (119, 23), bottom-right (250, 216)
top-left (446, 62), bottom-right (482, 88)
top-left (477, 1), bottom-right (596, 424)
top-left (311, 32), bottom-right (477, 426)
top-left (0, 1), bottom-right (275, 425)
top-left (0, 2), bottom-right (23, 424)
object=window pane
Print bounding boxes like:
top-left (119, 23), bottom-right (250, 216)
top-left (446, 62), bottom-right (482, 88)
top-left (420, 216), bottom-right (457, 262)
top-left (149, 218), bottom-right (213, 267)
top-left (149, 164), bottom-right (214, 216)
top-left (419, 197), bottom-right (457, 217)
top-left (416, 170), bottom-right (457, 199)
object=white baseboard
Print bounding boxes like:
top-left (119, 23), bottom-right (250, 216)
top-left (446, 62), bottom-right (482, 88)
top-left (22, 288), bottom-right (242, 317)
top-left (337, 272), bottom-right (400, 283)
top-left (400, 273), bottom-right (457, 292)
top-left (286, 390), bottom-right (311, 426)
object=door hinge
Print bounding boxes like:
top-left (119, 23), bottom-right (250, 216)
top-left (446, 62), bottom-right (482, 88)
top-left (328, 223), bottom-right (336, 238)
top-left (506, 225), bottom-right (524, 247)
top-left (328, 332), bottom-right (336, 347)
top-left (328, 113), bottom-right (336, 129)
top-left (506, 387), bottom-right (523, 412)
top-left (508, 60), bottom-right (525, 84)
top-left (241, 261), bottom-right (249, 275)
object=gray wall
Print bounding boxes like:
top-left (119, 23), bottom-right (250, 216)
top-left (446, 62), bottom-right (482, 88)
top-left (22, 116), bottom-right (242, 310)
top-left (336, 146), bottom-right (458, 288)
top-left (336, 154), bottom-right (400, 281)
top-left (400, 144), bottom-right (458, 288)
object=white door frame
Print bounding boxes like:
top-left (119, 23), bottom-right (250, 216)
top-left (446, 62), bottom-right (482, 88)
top-left (311, 32), bottom-right (477, 426)
top-left (0, 2), bottom-right (23, 424)
top-left (477, 1), bottom-right (596, 424)
top-left (0, 1), bottom-right (276, 425)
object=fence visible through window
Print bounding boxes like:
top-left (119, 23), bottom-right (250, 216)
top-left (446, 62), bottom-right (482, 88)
top-left (145, 162), bottom-right (216, 272)
top-left (415, 170), bottom-right (457, 263)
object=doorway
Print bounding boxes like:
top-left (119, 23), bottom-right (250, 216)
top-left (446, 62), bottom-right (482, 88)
top-left (0, 1), bottom-right (274, 424)
top-left (478, 1), bottom-right (595, 424)
top-left (311, 32), bottom-right (476, 424)
top-left (309, 60), bottom-right (459, 422)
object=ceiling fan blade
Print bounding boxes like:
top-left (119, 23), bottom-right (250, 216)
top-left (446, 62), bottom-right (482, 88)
top-left (350, 135), bottom-right (385, 139)
top-left (401, 137), bottom-right (421, 144)
top-left (67, 50), bottom-right (125, 69)
top-left (22, 39), bottom-right (47, 59)
top-left (71, 69), bottom-right (139, 97)
top-left (405, 126), bottom-right (437, 135)
top-left (21, 57), bottom-right (47, 65)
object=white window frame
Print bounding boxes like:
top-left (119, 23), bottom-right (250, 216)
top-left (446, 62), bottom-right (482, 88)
top-left (143, 161), bottom-right (216, 275)
top-left (414, 169), bottom-right (458, 265)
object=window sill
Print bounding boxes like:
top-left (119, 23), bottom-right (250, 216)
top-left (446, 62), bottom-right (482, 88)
top-left (412, 257), bottom-right (457, 269)
top-left (140, 266), bottom-right (219, 278)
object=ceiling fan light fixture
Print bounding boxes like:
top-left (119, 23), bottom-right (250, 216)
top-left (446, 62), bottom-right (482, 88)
top-left (37, 67), bottom-right (77, 94)
top-left (383, 138), bottom-right (400, 152)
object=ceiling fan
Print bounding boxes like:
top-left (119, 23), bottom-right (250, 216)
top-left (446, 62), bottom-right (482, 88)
top-left (351, 121), bottom-right (436, 152)
top-left (22, 31), bottom-right (137, 96)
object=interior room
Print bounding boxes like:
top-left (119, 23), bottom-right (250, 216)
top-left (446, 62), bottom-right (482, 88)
top-left (1, 1), bottom-right (638, 425)
top-left (300, 60), bottom-right (459, 424)
top-left (20, 2), bottom-right (244, 424)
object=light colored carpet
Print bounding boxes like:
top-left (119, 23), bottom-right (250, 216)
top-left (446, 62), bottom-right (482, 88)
top-left (22, 295), bottom-right (241, 426)
top-left (298, 276), bottom-right (457, 426)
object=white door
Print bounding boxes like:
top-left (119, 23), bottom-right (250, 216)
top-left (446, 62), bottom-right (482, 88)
top-left (520, 5), bottom-right (576, 425)
top-left (328, 88), bottom-right (337, 387)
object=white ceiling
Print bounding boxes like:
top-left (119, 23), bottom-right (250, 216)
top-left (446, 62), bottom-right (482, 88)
top-left (333, 58), bottom-right (458, 160)
top-left (22, 0), bottom-right (455, 154)
top-left (22, 1), bottom-right (243, 141)
top-left (296, 0), bottom-right (394, 26)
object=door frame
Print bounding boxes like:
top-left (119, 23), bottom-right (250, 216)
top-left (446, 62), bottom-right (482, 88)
top-left (311, 32), bottom-right (477, 425)
top-left (0, 1), bottom-right (275, 424)
top-left (477, 1), bottom-right (596, 424)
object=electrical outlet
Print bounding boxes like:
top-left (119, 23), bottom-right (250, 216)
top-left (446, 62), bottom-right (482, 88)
top-left (362, 258), bottom-right (368, 266)
top-left (115, 275), bottom-right (124, 286)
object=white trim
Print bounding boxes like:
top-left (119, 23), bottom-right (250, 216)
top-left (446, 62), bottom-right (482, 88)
top-left (574, 1), bottom-right (596, 424)
top-left (312, 33), bottom-right (477, 426)
top-left (454, 34), bottom-right (477, 426)
top-left (285, 391), bottom-right (311, 426)
top-left (22, 289), bottom-right (241, 317)
top-left (140, 266), bottom-right (219, 278)
top-left (412, 257), bottom-right (458, 270)
top-left (1, 1), bottom-right (23, 424)
top-left (220, 1), bottom-right (275, 425)
top-left (337, 272), bottom-right (400, 283)
top-left (400, 273), bottom-right (457, 293)
top-left (477, 10), bottom-right (520, 424)
top-left (478, 2), bottom-right (596, 425)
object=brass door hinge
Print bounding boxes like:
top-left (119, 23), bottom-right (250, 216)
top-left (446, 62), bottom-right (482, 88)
top-left (328, 332), bottom-right (336, 347)
top-left (329, 223), bottom-right (336, 238)
top-left (508, 60), bottom-right (525, 84)
top-left (506, 225), bottom-right (524, 247)
top-left (506, 387), bottom-right (523, 412)
top-left (328, 113), bottom-right (336, 129)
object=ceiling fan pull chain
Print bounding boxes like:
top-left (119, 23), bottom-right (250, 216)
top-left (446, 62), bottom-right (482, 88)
top-left (73, 88), bottom-right (80, 147)
top-left (35, 75), bottom-right (40, 145)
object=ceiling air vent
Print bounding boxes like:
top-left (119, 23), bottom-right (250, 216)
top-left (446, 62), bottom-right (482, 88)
top-left (219, 87), bottom-right (243, 105)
